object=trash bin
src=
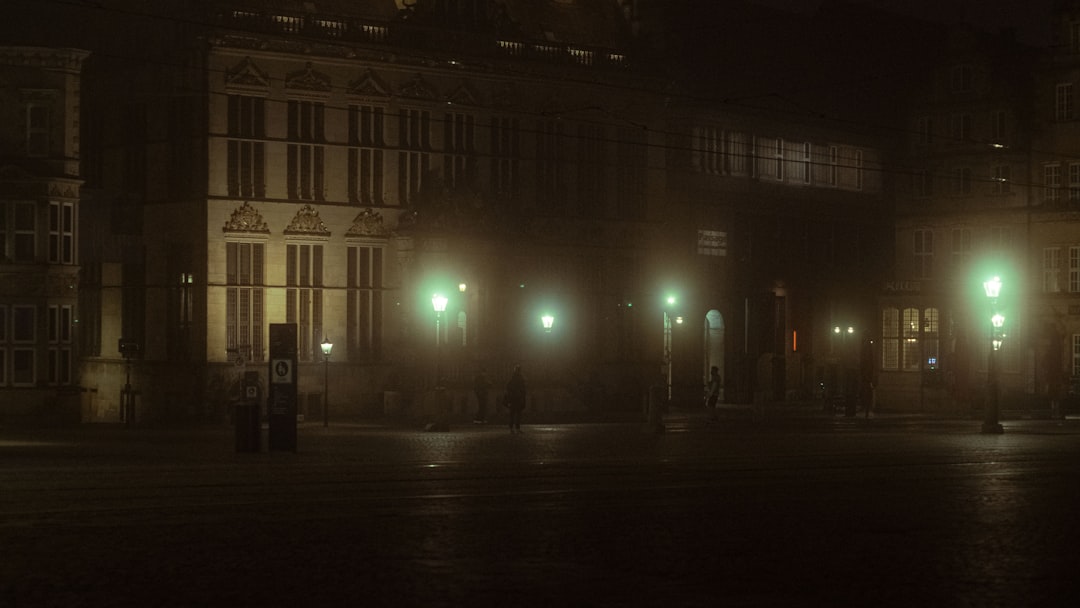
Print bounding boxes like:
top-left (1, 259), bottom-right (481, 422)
top-left (235, 401), bottom-right (260, 452)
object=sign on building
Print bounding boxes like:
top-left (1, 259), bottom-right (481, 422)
top-left (697, 229), bottom-right (727, 256)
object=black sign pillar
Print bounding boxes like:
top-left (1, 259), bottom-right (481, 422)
top-left (268, 323), bottom-right (298, 452)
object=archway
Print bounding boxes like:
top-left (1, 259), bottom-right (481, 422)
top-left (704, 310), bottom-right (725, 401)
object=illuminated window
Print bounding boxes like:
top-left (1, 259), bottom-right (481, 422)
top-left (226, 241), bottom-right (265, 362)
top-left (347, 245), bottom-right (384, 360)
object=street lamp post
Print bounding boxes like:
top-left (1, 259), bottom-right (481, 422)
top-left (664, 296), bottom-right (676, 401)
top-left (982, 276), bottom-right (1005, 434)
top-left (432, 294), bottom-right (448, 387)
top-left (321, 337), bottom-right (333, 427)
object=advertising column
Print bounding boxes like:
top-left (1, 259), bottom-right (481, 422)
top-left (268, 324), bottom-right (298, 452)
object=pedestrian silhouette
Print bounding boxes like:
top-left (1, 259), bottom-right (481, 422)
top-left (473, 368), bottom-right (491, 424)
top-left (504, 365), bottom-right (527, 433)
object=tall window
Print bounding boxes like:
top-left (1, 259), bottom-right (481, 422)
top-left (694, 126), bottom-right (722, 174)
top-left (347, 245), bottom-right (384, 360)
top-left (48, 201), bottom-right (75, 264)
top-left (9, 202), bottom-right (36, 262)
top-left (536, 119), bottom-right (564, 208)
top-left (953, 167), bottom-right (972, 195)
top-left (347, 104), bottom-right (385, 205)
top-left (286, 243), bottom-right (323, 362)
top-left (828, 146), bottom-right (838, 187)
top-left (226, 95), bottom-right (265, 198)
top-left (882, 308), bottom-right (899, 370)
top-left (1071, 21), bottom-right (1080, 54)
top-left (491, 116), bottom-right (520, 199)
top-left (577, 124), bottom-right (606, 217)
top-left (1044, 247), bottom-right (1062, 293)
top-left (26, 104), bottom-right (50, 157)
top-left (949, 113), bottom-right (972, 142)
top-left (881, 307), bottom-right (936, 371)
top-left (1073, 334), bottom-right (1080, 378)
top-left (1057, 83), bottom-right (1074, 122)
top-left (728, 131), bottom-right (751, 176)
top-left (914, 170), bottom-right (933, 197)
top-left (398, 108), bottom-right (431, 205)
top-left (444, 111), bottom-right (476, 190)
top-left (1046, 164), bottom-right (1062, 200)
top-left (11, 305), bottom-right (35, 385)
top-left (47, 304), bottom-right (72, 385)
top-left (226, 241), bottom-right (265, 363)
top-left (992, 165), bottom-right (1011, 194)
top-left (801, 142), bottom-right (812, 184)
top-left (854, 149), bottom-right (864, 190)
top-left (950, 228), bottom-right (971, 271)
top-left (1070, 163), bottom-right (1080, 201)
top-left (1071, 246), bottom-right (1080, 293)
top-left (774, 138), bottom-right (784, 181)
top-left (991, 110), bottom-right (1007, 142)
top-left (287, 100), bottom-right (325, 200)
top-left (914, 229), bottom-right (933, 279)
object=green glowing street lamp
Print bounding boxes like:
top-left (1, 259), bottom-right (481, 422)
top-left (541, 314), bottom-right (555, 333)
top-left (320, 337), bottom-right (333, 427)
top-left (982, 276), bottom-right (1005, 434)
top-left (432, 294), bottom-right (448, 387)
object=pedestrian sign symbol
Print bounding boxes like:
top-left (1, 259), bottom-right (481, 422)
top-left (271, 359), bottom-right (293, 384)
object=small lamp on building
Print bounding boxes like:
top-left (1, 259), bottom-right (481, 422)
top-left (321, 337), bottom-right (333, 428)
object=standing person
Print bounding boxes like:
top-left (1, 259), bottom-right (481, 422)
top-left (505, 365), bottom-right (527, 433)
top-left (473, 368), bottom-right (491, 424)
top-left (706, 366), bottom-right (722, 421)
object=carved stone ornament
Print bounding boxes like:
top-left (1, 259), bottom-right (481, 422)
top-left (398, 73), bottom-right (437, 100)
top-left (446, 81), bottom-right (481, 107)
top-left (347, 69), bottom-right (391, 98)
top-left (225, 57), bottom-right (270, 88)
top-left (345, 208), bottom-right (389, 237)
top-left (286, 62), bottom-right (332, 93)
top-left (284, 204), bottom-right (331, 236)
top-left (222, 202), bottom-right (270, 233)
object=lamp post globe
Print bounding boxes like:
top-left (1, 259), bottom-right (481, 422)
top-left (982, 276), bottom-right (1004, 434)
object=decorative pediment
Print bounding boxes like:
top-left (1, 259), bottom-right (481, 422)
top-left (446, 81), bottom-right (481, 107)
top-left (398, 73), bottom-right (437, 100)
top-left (223, 202), bottom-right (270, 233)
top-left (225, 57), bottom-right (270, 89)
top-left (284, 204), bottom-right (330, 236)
top-left (285, 62), bottom-right (332, 93)
top-left (345, 208), bottom-right (389, 237)
top-left (347, 69), bottom-right (391, 98)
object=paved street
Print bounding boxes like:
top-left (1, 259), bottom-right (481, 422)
top-left (2, 409), bottom-right (1079, 607)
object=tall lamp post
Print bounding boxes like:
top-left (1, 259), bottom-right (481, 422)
top-left (982, 276), bottom-right (1005, 434)
top-left (432, 294), bottom-right (448, 387)
top-left (664, 295), bottom-right (676, 401)
top-left (321, 337), bottom-right (333, 427)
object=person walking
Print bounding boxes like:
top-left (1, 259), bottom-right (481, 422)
top-left (504, 365), bottom-right (527, 433)
top-left (706, 365), bottom-right (722, 422)
top-left (473, 368), bottom-right (491, 424)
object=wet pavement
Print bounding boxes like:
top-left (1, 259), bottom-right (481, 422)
top-left (2, 407), bottom-right (1079, 607)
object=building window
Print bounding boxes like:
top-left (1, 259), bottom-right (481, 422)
top-left (949, 113), bottom-right (972, 142)
top-left (47, 304), bottom-right (72, 385)
top-left (923, 307), bottom-right (939, 371)
top-left (774, 138), bottom-right (784, 181)
top-left (286, 243), bottom-right (324, 362)
top-left (347, 245), bottom-right (384, 360)
top-left (170, 271), bottom-right (194, 361)
top-left (11, 305), bottom-right (35, 385)
top-left (694, 126), bottom-right (722, 174)
top-left (444, 111), bottom-right (476, 190)
top-left (536, 119), bottom-right (564, 209)
top-left (914, 170), bottom-right (933, 198)
top-left (914, 229), bottom-right (933, 279)
top-left (1070, 164), bottom-right (1080, 201)
top-left (992, 165), bottom-right (1011, 195)
top-left (882, 308), bottom-right (899, 370)
top-left (48, 201), bottom-right (75, 264)
top-left (348, 104), bottom-right (385, 205)
top-left (226, 241), bottom-right (265, 363)
top-left (828, 146), bottom-right (838, 187)
top-left (952, 167), bottom-right (972, 195)
top-left (577, 123), bottom-right (606, 217)
top-left (491, 116), bottom-right (520, 199)
top-left (12, 202), bottom-right (36, 262)
top-left (26, 104), bottom-right (50, 157)
top-left (1046, 164), bottom-right (1062, 200)
top-left (1057, 83), bottom-right (1074, 121)
top-left (1044, 247), bottom-right (1062, 293)
top-left (1071, 246), bottom-right (1080, 293)
top-left (991, 110), bottom-right (1007, 143)
top-left (854, 149), bottom-right (864, 191)
top-left (398, 108), bottom-right (431, 205)
top-left (950, 228), bottom-right (971, 271)
top-left (801, 142), bottom-right (812, 184)
top-left (1073, 334), bottom-right (1080, 378)
top-left (989, 226), bottom-right (1012, 252)
top-left (287, 100), bottom-right (325, 201)
top-left (728, 131), bottom-right (751, 176)
top-left (226, 95), bottom-right (265, 199)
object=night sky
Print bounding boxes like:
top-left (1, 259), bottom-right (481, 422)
top-left (750, 0), bottom-right (1055, 46)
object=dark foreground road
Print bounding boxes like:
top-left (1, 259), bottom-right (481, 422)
top-left (2, 415), bottom-right (1079, 607)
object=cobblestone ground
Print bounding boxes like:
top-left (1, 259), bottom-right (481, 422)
top-left (1, 415), bottom-right (1079, 607)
